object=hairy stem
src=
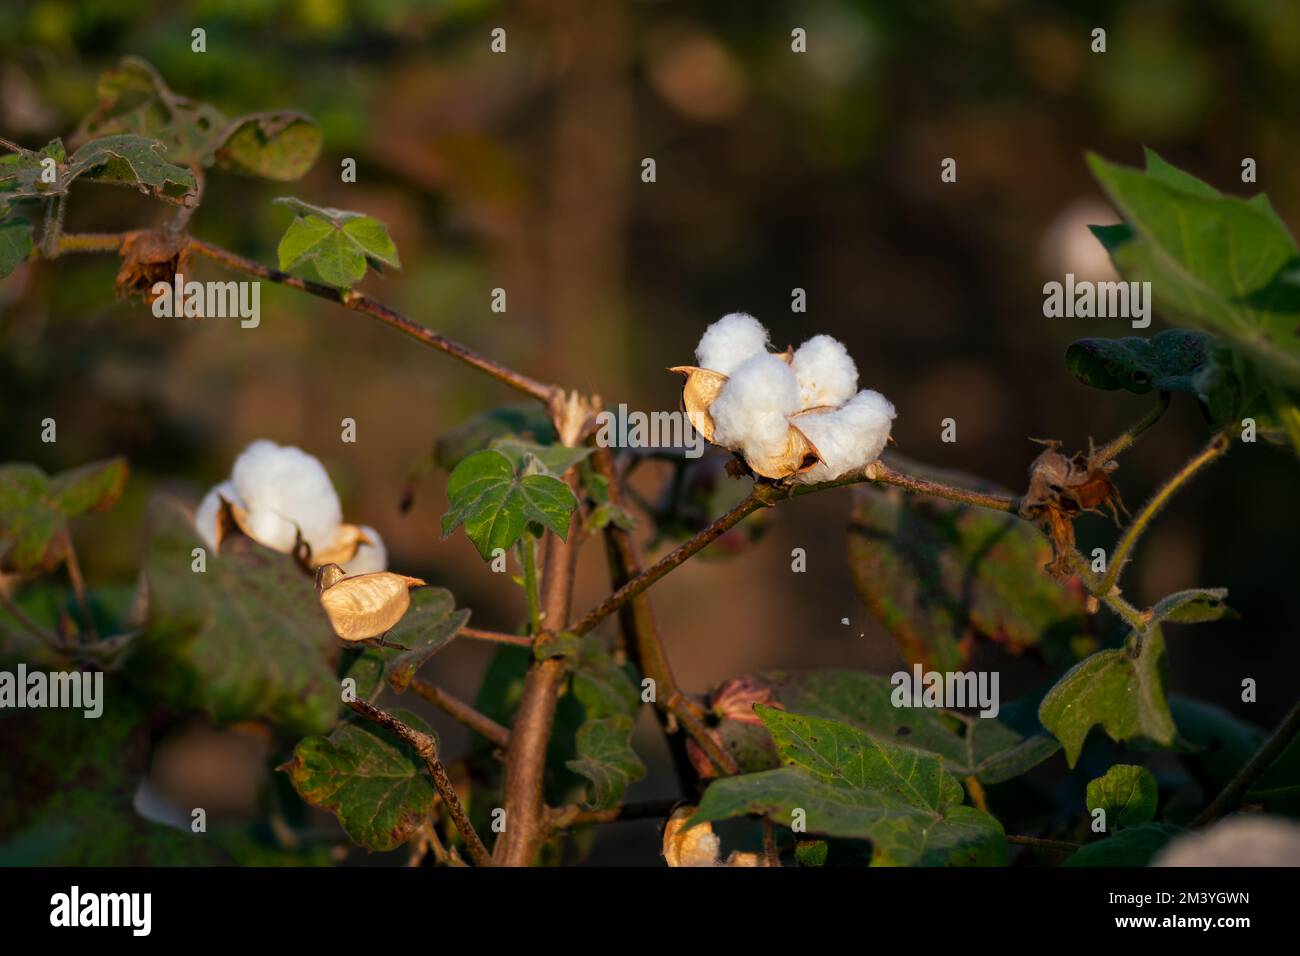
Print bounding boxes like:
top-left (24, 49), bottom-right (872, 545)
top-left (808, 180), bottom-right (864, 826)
top-left (1192, 697), bottom-right (1300, 828)
top-left (520, 535), bottom-right (543, 635)
top-left (457, 626), bottom-right (532, 648)
top-left (1095, 391), bottom-right (1172, 461)
top-left (408, 677), bottom-right (510, 748)
top-left (61, 533), bottom-right (97, 642)
top-left (1099, 431), bottom-right (1231, 597)
top-left (345, 698), bottom-right (491, 866)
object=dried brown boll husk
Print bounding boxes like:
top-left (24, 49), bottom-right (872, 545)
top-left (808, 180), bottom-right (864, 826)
top-left (1019, 439), bottom-right (1126, 580)
top-left (315, 563), bottom-right (427, 642)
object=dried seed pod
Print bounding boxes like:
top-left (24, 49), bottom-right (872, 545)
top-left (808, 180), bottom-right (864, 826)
top-left (741, 423), bottom-right (822, 480)
top-left (663, 807), bottom-right (723, 867)
top-left (669, 366), bottom-right (729, 443)
top-left (115, 229), bottom-right (191, 305)
top-left (315, 563), bottom-right (427, 642)
top-left (213, 493), bottom-right (255, 553)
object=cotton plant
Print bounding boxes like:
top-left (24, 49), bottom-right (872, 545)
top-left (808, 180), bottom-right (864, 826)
top-left (673, 312), bottom-right (895, 481)
top-left (194, 439), bottom-right (387, 575)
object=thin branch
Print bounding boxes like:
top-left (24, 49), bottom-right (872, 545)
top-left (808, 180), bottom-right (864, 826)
top-left (1192, 697), bottom-right (1300, 828)
top-left (1095, 391), bottom-right (1172, 461)
top-left (457, 626), bottom-right (532, 648)
top-left (1007, 834), bottom-right (1081, 853)
top-left (1099, 431), bottom-right (1231, 597)
top-left (50, 232), bottom-right (559, 405)
top-left (345, 698), bottom-right (491, 866)
top-left (549, 798), bottom-right (678, 829)
top-left (62, 533), bottom-right (97, 642)
top-left (571, 491), bottom-right (766, 638)
top-left (407, 676), bottom-right (510, 748)
top-left (0, 589), bottom-right (67, 651)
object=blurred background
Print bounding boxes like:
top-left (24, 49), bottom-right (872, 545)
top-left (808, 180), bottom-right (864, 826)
top-left (2, 0), bottom-right (1298, 863)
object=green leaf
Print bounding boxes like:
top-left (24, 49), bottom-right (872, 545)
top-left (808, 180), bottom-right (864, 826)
top-left (1064, 822), bottom-right (1183, 867)
top-left (274, 196), bottom-right (400, 289)
top-left (1039, 629), bottom-right (1175, 767)
top-left (848, 475), bottom-right (1090, 672)
top-left (489, 437), bottom-right (592, 477)
top-left (128, 497), bottom-right (339, 734)
top-left (434, 405), bottom-right (557, 472)
top-left (794, 840), bottom-right (829, 867)
top-left (1086, 764), bottom-right (1158, 828)
top-left (75, 57), bottom-right (320, 181)
top-left (1067, 331), bottom-right (1274, 433)
top-left (1087, 150), bottom-right (1300, 390)
top-left (212, 112), bottom-right (322, 181)
top-left (571, 634), bottom-right (640, 721)
top-left (441, 449), bottom-right (577, 561)
top-left (0, 457), bottom-right (128, 573)
top-left (565, 715), bottom-right (646, 810)
top-left (717, 670), bottom-right (1057, 784)
top-left (282, 710), bottom-right (438, 851)
top-left (0, 216), bottom-right (33, 279)
top-left (692, 707), bottom-right (1007, 866)
top-left (1149, 587), bottom-right (1236, 626)
top-left (1169, 695), bottom-right (1264, 795)
top-left (68, 135), bottom-right (197, 204)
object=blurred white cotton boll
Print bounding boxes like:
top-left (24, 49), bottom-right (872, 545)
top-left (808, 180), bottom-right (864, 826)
top-left (792, 335), bottom-right (858, 409)
top-left (1154, 816), bottom-right (1300, 867)
top-left (794, 389), bottom-right (895, 484)
top-left (695, 312), bottom-right (771, 375)
top-left (194, 480), bottom-right (241, 551)
top-left (710, 352), bottom-right (801, 459)
top-left (342, 525), bottom-right (388, 575)
top-left (230, 440), bottom-right (343, 554)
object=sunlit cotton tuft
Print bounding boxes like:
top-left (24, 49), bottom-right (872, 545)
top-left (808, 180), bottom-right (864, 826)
top-left (230, 440), bottom-right (343, 554)
top-left (343, 525), bottom-right (387, 576)
top-left (709, 352), bottom-right (801, 462)
top-left (794, 390), bottom-right (896, 484)
top-left (792, 334), bottom-right (858, 409)
top-left (695, 312), bottom-right (771, 376)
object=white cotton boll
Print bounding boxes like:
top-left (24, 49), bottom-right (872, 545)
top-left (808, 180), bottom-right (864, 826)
top-left (230, 440), bottom-right (342, 554)
top-left (695, 312), bottom-right (771, 375)
top-left (794, 389), bottom-right (896, 484)
top-left (710, 352), bottom-right (801, 459)
top-left (792, 334), bottom-right (858, 410)
top-left (194, 480), bottom-right (240, 551)
top-left (342, 525), bottom-right (388, 575)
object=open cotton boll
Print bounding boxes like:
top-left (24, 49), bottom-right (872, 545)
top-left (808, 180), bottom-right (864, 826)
top-left (230, 440), bottom-right (342, 554)
top-left (710, 352), bottom-right (801, 459)
top-left (792, 335), bottom-right (858, 410)
top-left (342, 525), bottom-right (388, 575)
top-left (794, 389), bottom-right (895, 484)
top-left (695, 312), bottom-right (771, 375)
top-left (194, 480), bottom-right (240, 551)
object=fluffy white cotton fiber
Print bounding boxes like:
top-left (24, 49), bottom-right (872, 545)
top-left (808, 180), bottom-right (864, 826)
top-left (194, 479), bottom-right (240, 551)
top-left (343, 525), bottom-right (388, 575)
top-left (695, 312), bottom-right (770, 375)
top-left (710, 352), bottom-right (802, 461)
top-left (794, 389), bottom-right (896, 484)
top-left (792, 334), bottom-right (858, 410)
top-left (230, 440), bottom-right (343, 554)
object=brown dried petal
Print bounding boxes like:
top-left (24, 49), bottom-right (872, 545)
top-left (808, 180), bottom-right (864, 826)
top-left (669, 366), bottom-right (729, 443)
top-left (711, 676), bottom-right (782, 726)
top-left (115, 229), bottom-right (191, 305)
top-left (316, 566), bottom-right (427, 642)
